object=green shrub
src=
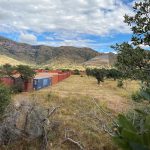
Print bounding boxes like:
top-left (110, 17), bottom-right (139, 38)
top-left (117, 80), bottom-right (123, 88)
top-left (131, 91), bottom-right (143, 102)
top-left (11, 83), bottom-right (23, 94)
top-left (132, 84), bottom-right (150, 102)
top-left (113, 108), bottom-right (150, 150)
top-left (92, 68), bottom-right (106, 84)
top-left (139, 85), bottom-right (150, 101)
top-left (60, 69), bottom-right (70, 72)
top-left (73, 69), bottom-right (80, 75)
top-left (127, 106), bottom-right (150, 130)
top-left (131, 92), bottom-right (141, 102)
top-left (0, 84), bottom-right (11, 116)
top-left (106, 69), bottom-right (123, 80)
top-left (45, 67), bottom-right (50, 70)
top-left (86, 68), bottom-right (92, 77)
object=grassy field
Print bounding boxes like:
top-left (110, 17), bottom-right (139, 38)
top-left (38, 75), bottom-right (139, 112)
top-left (13, 75), bottom-right (140, 150)
top-left (0, 55), bottom-right (27, 66)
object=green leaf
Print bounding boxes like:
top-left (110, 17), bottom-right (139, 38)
top-left (129, 142), bottom-right (149, 150)
top-left (142, 132), bottom-right (150, 147)
top-left (140, 91), bottom-right (150, 100)
top-left (121, 129), bottom-right (142, 144)
top-left (118, 114), bottom-right (137, 132)
top-left (113, 137), bottom-right (130, 150)
top-left (145, 115), bottom-right (150, 130)
top-left (135, 109), bottom-right (148, 116)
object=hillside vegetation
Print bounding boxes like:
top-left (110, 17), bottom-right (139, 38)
top-left (0, 54), bottom-right (27, 66)
top-left (0, 36), bottom-right (117, 67)
top-left (0, 36), bottom-right (99, 65)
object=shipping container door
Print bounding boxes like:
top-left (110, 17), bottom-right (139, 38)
top-left (43, 78), bottom-right (50, 87)
top-left (33, 79), bottom-right (42, 90)
top-left (33, 79), bottom-right (37, 89)
top-left (38, 79), bottom-right (43, 89)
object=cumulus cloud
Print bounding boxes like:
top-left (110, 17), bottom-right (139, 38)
top-left (19, 33), bottom-right (37, 44)
top-left (139, 44), bottom-right (150, 49)
top-left (0, 0), bottom-right (134, 49)
top-left (0, 0), bottom-right (133, 34)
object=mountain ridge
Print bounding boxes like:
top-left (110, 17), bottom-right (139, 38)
top-left (0, 36), bottom-right (100, 65)
top-left (0, 36), bottom-right (117, 67)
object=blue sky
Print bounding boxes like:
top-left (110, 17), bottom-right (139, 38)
top-left (0, 0), bottom-right (137, 52)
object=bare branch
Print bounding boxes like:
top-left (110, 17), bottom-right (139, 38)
top-left (92, 98), bottom-right (119, 127)
top-left (47, 105), bottom-right (61, 117)
top-left (62, 138), bottom-right (84, 150)
top-left (61, 128), bottom-right (84, 150)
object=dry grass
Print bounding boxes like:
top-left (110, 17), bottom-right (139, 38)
top-left (47, 64), bottom-right (86, 70)
top-left (12, 75), bottom-right (140, 150)
top-left (0, 55), bottom-right (27, 66)
top-left (39, 75), bottom-right (139, 113)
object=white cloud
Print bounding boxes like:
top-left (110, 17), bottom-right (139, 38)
top-left (0, 0), bottom-right (133, 35)
top-left (36, 36), bottom-right (116, 52)
top-left (139, 44), bottom-right (150, 49)
top-left (19, 32), bottom-right (37, 44)
top-left (0, 0), bottom-right (135, 50)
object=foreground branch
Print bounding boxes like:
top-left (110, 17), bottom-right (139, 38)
top-left (62, 137), bottom-right (84, 150)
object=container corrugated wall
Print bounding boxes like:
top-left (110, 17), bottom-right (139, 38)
top-left (24, 79), bottom-right (33, 92)
top-left (33, 71), bottom-right (71, 89)
top-left (0, 71), bottom-right (71, 91)
top-left (33, 77), bottom-right (51, 90)
top-left (0, 77), bottom-right (14, 86)
top-left (51, 74), bottom-right (59, 85)
top-left (58, 74), bottom-right (63, 82)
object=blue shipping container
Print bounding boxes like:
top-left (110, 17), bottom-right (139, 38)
top-left (33, 77), bottom-right (51, 90)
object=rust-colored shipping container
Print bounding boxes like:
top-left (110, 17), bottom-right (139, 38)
top-left (66, 72), bottom-right (69, 78)
top-left (57, 72), bottom-right (71, 82)
top-left (64, 73), bottom-right (67, 79)
top-left (61, 73), bottom-right (64, 80)
top-left (36, 69), bottom-right (42, 73)
top-left (51, 74), bottom-right (59, 85)
top-left (49, 70), bottom-right (62, 74)
top-left (58, 74), bottom-right (64, 82)
top-left (65, 72), bottom-right (69, 78)
top-left (23, 79), bottom-right (33, 92)
top-left (68, 71), bottom-right (71, 77)
top-left (0, 77), bottom-right (14, 87)
top-left (35, 69), bottom-right (48, 73)
top-left (49, 73), bottom-right (59, 85)
top-left (35, 72), bottom-right (52, 78)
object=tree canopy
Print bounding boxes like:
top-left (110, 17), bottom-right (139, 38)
top-left (112, 43), bottom-right (150, 84)
top-left (1, 64), bottom-right (36, 81)
top-left (16, 65), bottom-right (36, 81)
top-left (124, 0), bottom-right (150, 46)
top-left (1, 64), bottom-right (15, 79)
top-left (112, 0), bottom-right (150, 85)
top-left (111, 1), bottom-right (150, 148)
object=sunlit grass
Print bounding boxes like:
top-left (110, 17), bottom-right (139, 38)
top-left (0, 55), bottom-right (27, 66)
top-left (13, 75), bottom-right (140, 150)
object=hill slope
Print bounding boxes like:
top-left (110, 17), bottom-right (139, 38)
top-left (0, 36), bottom-right (99, 65)
top-left (83, 52), bottom-right (117, 67)
top-left (0, 54), bottom-right (27, 66)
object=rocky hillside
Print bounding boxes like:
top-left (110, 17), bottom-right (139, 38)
top-left (0, 36), bottom-right (99, 65)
